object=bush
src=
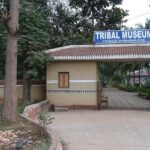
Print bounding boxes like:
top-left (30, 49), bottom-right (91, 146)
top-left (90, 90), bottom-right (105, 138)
top-left (118, 84), bottom-right (137, 92)
top-left (33, 139), bottom-right (51, 150)
top-left (137, 87), bottom-right (150, 100)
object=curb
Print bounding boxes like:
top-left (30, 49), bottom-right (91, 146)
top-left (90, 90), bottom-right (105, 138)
top-left (21, 101), bottom-right (63, 150)
top-left (47, 128), bottom-right (63, 150)
top-left (23, 100), bottom-right (48, 120)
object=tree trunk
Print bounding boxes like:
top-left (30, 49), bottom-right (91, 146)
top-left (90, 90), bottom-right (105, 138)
top-left (92, 13), bottom-right (94, 31)
top-left (23, 65), bottom-right (31, 105)
top-left (128, 71), bottom-right (131, 86)
top-left (3, 0), bottom-right (19, 121)
top-left (133, 64), bottom-right (135, 86)
top-left (138, 64), bottom-right (141, 87)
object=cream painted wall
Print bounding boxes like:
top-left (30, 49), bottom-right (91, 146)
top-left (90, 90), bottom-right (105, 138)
top-left (0, 85), bottom-right (46, 102)
top-left (47, 61), bottom-right (97, 80)
top-left (47, 61), bottom-right (99, 106)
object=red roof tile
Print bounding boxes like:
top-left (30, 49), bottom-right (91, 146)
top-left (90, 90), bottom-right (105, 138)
top-left (45, 45), bottom-right (150, 61)
top-left (50, 46), bottom-right (150, 56)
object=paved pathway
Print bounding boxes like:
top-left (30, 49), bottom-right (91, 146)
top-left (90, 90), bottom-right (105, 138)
top-left (48, 110), bottom-right (150, 150)
top-left (103, 88), bottom-right (150, 109)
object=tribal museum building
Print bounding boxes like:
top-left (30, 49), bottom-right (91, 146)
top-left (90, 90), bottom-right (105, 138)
top-left (45, 30), bottom-right (150, 109)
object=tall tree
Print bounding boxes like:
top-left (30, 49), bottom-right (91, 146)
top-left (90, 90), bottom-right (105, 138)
top-left (49, 2), bottom-right (93, 47)
top-left (18, 0), bottom-right (50, 104)
top-left (0, 23), bottom-right (6, 79)
top-left (69, 0), bottom-right (128, 31)
top-left (0, 0), bottom-right (19, 121)
top-left (136, 18), bottom-right (150, 29)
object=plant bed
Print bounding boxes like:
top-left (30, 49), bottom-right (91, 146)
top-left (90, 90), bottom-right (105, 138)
top-left (138, 88), bottom-right (150, 100)
top-left (0, 103), bottom-right (51, 150)
top-left (118, 84), bottom-right (137, 92)
top-left (138, 92), bottom-right (150, 100)
top-left (138, 92), bottom-right (147, 97)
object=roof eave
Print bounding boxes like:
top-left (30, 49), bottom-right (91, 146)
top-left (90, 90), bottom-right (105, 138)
top-left (52, 54), bottom-right (150, 61)
top-left (44, 44), bottom-right (150, 54)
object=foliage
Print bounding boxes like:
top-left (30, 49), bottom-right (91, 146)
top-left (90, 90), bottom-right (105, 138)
top-left (38, 111), bottom-right (54, 126)
top-left (17, 103), bottom-right (26, 114)
top-left (138, 87), bottom-right (150, 99)
top-left (136, 18), bottom-right (150, 29)
top-left (0, 0), bottom-right (129, 80)
top-left (33, 139), bottom-right (51, 150)
top-left (99, 63), bottom-right (116, 83)
top-left (69, 0), bottom-right (128, 30)
top-left (99, 62), bottom-right (149, 87)
top-left (49, 0), bottom-right (128, 46)
top-left (18, 0), bottom-right (52, 79)
top-left (0, 103), bottom-right (3, 116)
top-left (48, 3), bottom-right (93, 47)
top-left (0, 0), bottom-right (52, 80)
top-left (118, 84), bottom-right (138, 92)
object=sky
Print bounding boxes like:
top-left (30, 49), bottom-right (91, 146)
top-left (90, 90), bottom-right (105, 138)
top-left (121, 0), bottom-right (150, 27)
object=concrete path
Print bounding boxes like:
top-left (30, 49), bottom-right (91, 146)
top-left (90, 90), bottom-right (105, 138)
top-left (103, 88), bottom-right (150, 109)
top-left (48, 110), bottom-right (150, 150)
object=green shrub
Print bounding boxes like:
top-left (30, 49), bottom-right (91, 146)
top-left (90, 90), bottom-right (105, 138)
top-left (137, 87), bottom-right (150, 99)
top-left (17, 103), bottom-right (26, 114)
top-left (33, 139), bottom-right (51, 150)
top-left (146, 88), bottom-right (150, 95)
top-left (0, 103), bottom-right (3, 115)
top-left (118, 84), bottom-right (138, 92)
top-left (38, 111), bottom-right (54, 126)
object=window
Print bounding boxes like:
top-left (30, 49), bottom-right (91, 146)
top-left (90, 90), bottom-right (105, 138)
top-left (58, 72), bottom-right (69, 88)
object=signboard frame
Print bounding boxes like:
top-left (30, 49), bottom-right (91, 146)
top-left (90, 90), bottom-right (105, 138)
top-left (93, 29), bottom-right (150, 44)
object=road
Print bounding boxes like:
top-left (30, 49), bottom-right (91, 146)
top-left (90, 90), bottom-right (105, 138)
top-left (48, 110), bottom-right (150, 150)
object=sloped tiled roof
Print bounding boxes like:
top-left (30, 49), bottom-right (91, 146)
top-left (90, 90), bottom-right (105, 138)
top-left (45, 45), bottom-right (150, 61)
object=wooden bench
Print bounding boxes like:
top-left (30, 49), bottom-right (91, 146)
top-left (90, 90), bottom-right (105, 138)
top-left (100, 96), bottom-right (108, 108)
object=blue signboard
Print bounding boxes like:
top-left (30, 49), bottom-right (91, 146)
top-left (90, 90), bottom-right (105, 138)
top-left (94, 29), bottom-right (150, 44)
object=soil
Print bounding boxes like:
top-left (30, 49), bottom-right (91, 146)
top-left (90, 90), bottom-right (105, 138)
top-left (0, 103), bottom-right (50, 150)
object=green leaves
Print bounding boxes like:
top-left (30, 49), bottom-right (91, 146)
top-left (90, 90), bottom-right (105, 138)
top-left (18, 0), bottom-right (51, 78)
top-left (69, 0), bottom-right (128, 30)
top-left (136, 18), bottom-right (150, 29)
top-left (0, 0), bottom-right (128, 80)
top-left (48, 2), bottom-right (93, 47)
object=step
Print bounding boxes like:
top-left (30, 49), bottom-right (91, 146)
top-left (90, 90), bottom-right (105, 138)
top-left (54, 105), bottom-right (69, 112)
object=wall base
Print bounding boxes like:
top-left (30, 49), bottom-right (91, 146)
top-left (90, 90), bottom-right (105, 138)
top-left (49, 104), bottom-right (98, 111)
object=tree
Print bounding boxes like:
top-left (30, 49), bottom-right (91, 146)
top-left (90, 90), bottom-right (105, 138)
top-left (69, 0), bottom-right (128, 31)
top-left (136, 18), bottom-right (150, 29)
top-left (135, 18), bottom-right (150, 85)
top-left (0, 23), bottom-right (6, 79)
top-left (49, 2), bottom-right (93, 47)
top-left (0, 0), bottom-right (19, 121)
top-left (18, 0), bottom-right (51, 104)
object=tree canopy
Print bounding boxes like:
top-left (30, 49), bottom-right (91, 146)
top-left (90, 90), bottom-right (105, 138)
top-left (136, 18), bottom-right (150, 29)
top-left (18, 0), bottom-right (51, 78)
top-left (0, 0), bottom-right (129, 81)
top-left (69, 0), bottom-right (128, 30)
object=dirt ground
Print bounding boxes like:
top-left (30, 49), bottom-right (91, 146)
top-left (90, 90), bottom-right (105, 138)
top-left (48, 110), bottom-right (150, 150)
top-left (0, 118), bottom-right (50, 150)
top-left (0, 106), bottom-right (50, 150)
